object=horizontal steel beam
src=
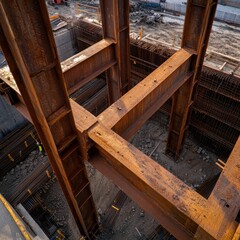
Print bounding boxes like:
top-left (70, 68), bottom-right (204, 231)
top-left (72, 101), bottom-right (240, 240)
top-left (0, 38), bottom-right (115, 97)
top-left (88, 122), bottom-right (208, 240)
top-left (70, 101), bottom-right (206, 239)
top-left (98, 48), bottom-right (193, 139)
top-left (62, 39), bottom-right (116, 95)
top-left (91, 156), bottom-right (195, 240)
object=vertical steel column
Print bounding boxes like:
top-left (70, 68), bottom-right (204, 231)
top-left (167, 0), bottom-right (218, 158)
top-left (0, 1), bottom-right (98, 238)
top-left (100, 0), bottom-right (131, 103)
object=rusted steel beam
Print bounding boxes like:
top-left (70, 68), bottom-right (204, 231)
top-left (70, 100), bottom-right (98, 161)
top-left (74, 100), bottom-right (240, 240)
top-left (69, 102), bottom-right (206, 239)
top-left (98, 49), bottom-right (193, 140)
top-left (62, 39), bottom-right (116, 95)
top-left (88, 123), bottom-right (209, 240)
top-left (232, 225), bottom-right (240, 240)
top-left (195, 137), bottom-right (240, 240)
top-left (71, 101), bottom-right (240, 240)
top-left (100, 0), bottom-right (131, 103)
top-left (91, 156), bottom-right (195, 240)
top-left (0, 1), bottom-right (98, 238)
top-left (167, 0), bottom-right (219, 158)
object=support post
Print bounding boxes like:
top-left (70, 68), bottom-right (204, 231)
top-left (167, 0), bottom-right (218, 158)
top-left (0, 1), bottom-right (98, 238)
top-left (62, 39), bottom-right (116, 95)
top-left (98, 49), bottom-right (193, 139)
top-left (100, 0), bottom-right (131, 103)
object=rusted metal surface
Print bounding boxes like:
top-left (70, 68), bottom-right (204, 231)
top-left (69, 20), bottom-right (239, 157)
top-left (167, 0), bottom-right (219, 158)
top-left (71, 103), bottom-right (240, 240)
top-left (0, 1), bottom-right (98, 238)
top-left (62, 39), bottom-right (116, 95)
top-left (98, 49), bottom-right (193, 140)
top-left (89, 130), bottom-right (207, 240)
top-left (91, 156), bottom-right (195, 240)
top-left (232, 225), bottom-right (240, 240)
top-left (92, 119), bottom-right (240, 240)
top-left (1, 0), bottom-right (239, 239)
top-left (100, 0), bottom-right (131, 103)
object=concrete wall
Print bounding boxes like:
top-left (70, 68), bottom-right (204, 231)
top-left (0, 95), bottom-right (27, 139)
top-left (215, 9), bottom-right (240, 25)
top-left (219, 0), bottom-right (240, 8)
top-left (161, 2), bottom-right (240, 25)
top-left (54, 28), bottom-right (77, 62)
top-left (163, 2), bottom-right (187, 14)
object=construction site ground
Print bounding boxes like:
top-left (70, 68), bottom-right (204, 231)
top-left (0, 1), bottom-right (239, 239)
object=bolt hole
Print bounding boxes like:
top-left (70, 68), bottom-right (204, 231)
top-left (235, 210), bottom-right (240, 223)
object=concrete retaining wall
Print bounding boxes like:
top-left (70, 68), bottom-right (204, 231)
top-left (163, 2), bottom-right (187, 14)
top-left (54, 28), bottom-right (77, 62)
top-left (215, 9), bottom-right (240, 25)
top-left (219, 0), bottom-right (240, 8)
top-left (164, 2), bottom-right (240, 25)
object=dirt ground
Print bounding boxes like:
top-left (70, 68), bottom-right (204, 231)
top-left (40, 179), bottom-right (81, 239)
top-left (131, 113), bottom-right (220, 189)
